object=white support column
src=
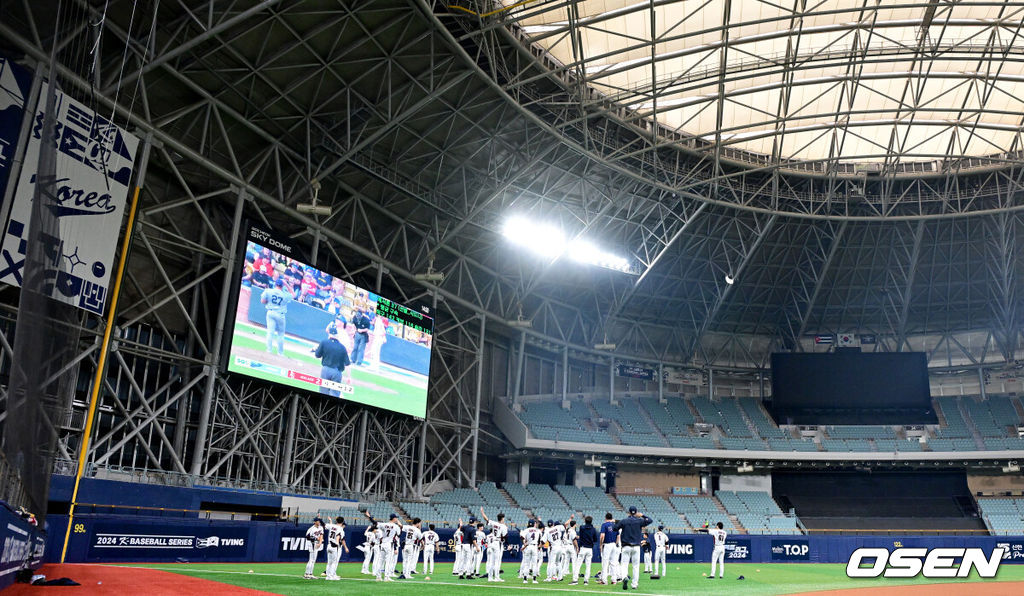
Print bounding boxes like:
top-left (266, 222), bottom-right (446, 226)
top-left (609, 357), bottom-right (615, 404)
top-left (562, 345), bottom-right (569, 402)
top-left (519, 458), bottom-right (530, 486)
top-left (658, 363), bottom-right (664, 402)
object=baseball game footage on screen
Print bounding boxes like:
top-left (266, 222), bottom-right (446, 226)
top-left (224, 225), bottom-right (432, 418)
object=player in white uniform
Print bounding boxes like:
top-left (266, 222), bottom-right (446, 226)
top-left (360, 525), bottom-right (375, 574)
top-left (473, 523), bottom-right (486, 577)
top-left (324, 516), bottom-right (348, 580)
top-left (519, 520), bottom-right (541, 583)
top-left (453, 527), bottom-right (465, 576)
top-left (701, 522), bottom-right (728, 579)
top-left (480, 508), bottom-right (508, 581)
top-left (400, 518), bottom-right (422, 579)
top-left (543, 514), bottom-right (573, 582)
top-left (653, 525), bottom-right (669, 576)
top-left (370, 525), bottom-right (386, 580)
top-left (365, 511), bottom-right (401, 581)
top-left (643, 531), bottom-right (653, 573)
top-left (484, 530), bottom-right (503, 581)
top-left (421, 524), bottom-right (440, 574)
top-left (561, 521), bottom-right (577, 578)
top-left (303, 518), bottom-right (324, 579)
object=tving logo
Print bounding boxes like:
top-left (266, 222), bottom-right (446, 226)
top-left (666, 544), bottom-right (694, 555)
top-left (846, 547), bottom-right (1005, 578)
top-left (196, 536), bottom-right (244, 549)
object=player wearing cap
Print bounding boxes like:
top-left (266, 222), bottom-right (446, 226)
top-left (456, 517), bottom-right (478, 579)
top-left (324, 516), bottom-right (348, 580)
top-left (453, 525), bottom-right (465, 576)
top-left (570, 515), bottom-right (599, 586)
top-left (699, 521), bottom-right (728, 579)
top-left (615, 506), bottom-right (652, 590)
top-left (421, 524), bottom-right (439, 574)
top-left (400, 518), bottom-right (422, 579)
top-left (653, 525), bottom-right (669, 577)
top-left (642, 531), bottom-right (653, 573)
top-left (599, 512), bottom-right (618, 584)
top-left (473, 522), bottom-right (486, 577)
top-left (260, 278), bottom-right (293, 355)
top-left (543, 514), bottom-right (573, 582)
top-left (303, 518), bottom-right (324, 579)
top-left (519, 519), bottom-right (542, 583)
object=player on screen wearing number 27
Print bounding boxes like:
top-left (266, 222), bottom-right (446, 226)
top-left (261, 278), bottom-right (293, 355)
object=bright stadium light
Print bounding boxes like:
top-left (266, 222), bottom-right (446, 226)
top-left (503, 216), bottom-right (633, 273)
top-left (503, 216), bottom-right (566, 258)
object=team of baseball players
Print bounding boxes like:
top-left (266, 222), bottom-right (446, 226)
top-left (303, 505), bottom-right (729, 588)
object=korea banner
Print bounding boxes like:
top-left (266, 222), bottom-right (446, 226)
top-left (0, 57), bottom-right (32, 203)
top-left (0, 82), bottom-right (139, 315)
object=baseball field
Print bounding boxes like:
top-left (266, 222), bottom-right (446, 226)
top-left (121, 561), bottom-right (1024, 595)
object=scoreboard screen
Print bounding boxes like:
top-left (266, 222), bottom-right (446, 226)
top-left (224, 226), bottom-right (432, 418)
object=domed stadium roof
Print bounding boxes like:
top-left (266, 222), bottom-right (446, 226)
top-left (501, 0), bottom-right (1024, 168)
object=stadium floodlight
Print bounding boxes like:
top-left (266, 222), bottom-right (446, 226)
top-left (594, 343), bottom-right (617, 350)
top-left (503, 215), bottom-right (566, 258)
top-left (508, 317), bottom-right (532, 328)
top-left (502, 216), bottom-right (632, 272)
top-left (725, 273), bottom-right (735, 285)
top-left (296, 203), bottom-right (332, 216)
top-left (414, 272), bottom-right (444, 282)
top-left (569, 239), bottom-right (632, 273)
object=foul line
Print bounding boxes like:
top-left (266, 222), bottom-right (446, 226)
top-left (118, 565), bottom-right (676, 596)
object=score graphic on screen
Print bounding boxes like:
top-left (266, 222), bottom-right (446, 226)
top-left (224, 227), bottom-right (432, 418)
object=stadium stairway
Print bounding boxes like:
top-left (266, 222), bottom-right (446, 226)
top-left (711, 494), bottom-right (747, 534)
top-left (636, 401), bottom-right (669, 445)
top-left (737, 403), bottom-right (761, 438)
top-left (497, 486), bottom-right (519, 509)
top-left (957, 398), bottom-right (988, 450)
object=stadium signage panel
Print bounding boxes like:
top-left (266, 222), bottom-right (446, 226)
top-left (845, 547), bottom-right (1004, 578)
top-left (86, 523), bottom-right (249, 560)
top-left (0, 77), bottom-right (140, 315)
top-left (225, 225), bottom-right (433, 418)
top-left (0, 57), bottom-right (31, 210)
top-left (617, 364), bottom-right (655, 380)
top-left (665, 538), bottom-right (695, 560)
top-left (997, 541), bottom-right (1024, 561)
top-left (725, 538), bottom-right (751, 560)
top-left (771, 539), bottom-right (810, 561)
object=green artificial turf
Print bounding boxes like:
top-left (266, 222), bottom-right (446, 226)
top-left (133, 561), bottom-right (1024, 595)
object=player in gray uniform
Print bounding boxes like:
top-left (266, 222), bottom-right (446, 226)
top-left (261, 278), bottom-right (293, 355)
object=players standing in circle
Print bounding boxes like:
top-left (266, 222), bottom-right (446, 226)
top-left (303, 518), bottom-right (324, 579)
top-left (653, 525), bottom-right (669, 577)
top-left (421, 524), bottom-right (439, 574)
top-left (614, 506), bottom-right (652, 590)
top-left (699, 521), bottom-right (728, 579)
top-left (570, 515), bottom-right (599, 586)
top-left (599, 512), bottom-right (618, 584)
top-left (261, 278), bottom-right (293, 355)
top-left (519, 519), bottom-right (541, 583)
top-left (400, 517), bottom-right (422, 579)
top-left (324, 516), bottom-right (348, 580)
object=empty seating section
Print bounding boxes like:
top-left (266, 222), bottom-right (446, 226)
top-left (964, 396), bottom-right (1023, 438)
top-left (978, 498), bottom-right (1024, 535)
top-left (641, 397), bottom-right (697, 438)
top-left (617, 495), bottom-right (687, 532)
top-left (827, 426), bottom-right (895, 439)
top-left (517, 395), bottom-right (1024, 453)
top-left (934, 397), bottom-right (972, 438)
top-left (739, 399), bottom-right (789, 439)
top-left (365, 502), bottom-right (399, 520)
top-left (582, 486), bottom-right (619, 512)
top-left (670, 495), bottom-right (727, 529)
top-left (717, 490), bottom-right (801, 535)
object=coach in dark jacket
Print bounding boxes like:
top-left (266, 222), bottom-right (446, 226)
top-left (615, 506), bottom-right (652, 589)
top-left (314, 327), bottom-right (350, 397)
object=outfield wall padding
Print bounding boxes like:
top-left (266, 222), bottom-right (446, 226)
top-left (46, 515), bottom-right (1024, 566)
top-left (0, 502), bottom-right (46, 589)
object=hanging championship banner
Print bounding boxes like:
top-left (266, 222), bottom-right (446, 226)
top-left (0, 82), bottom-right (140, 314)
top-left (0, 57), bottom-right (32, 203)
